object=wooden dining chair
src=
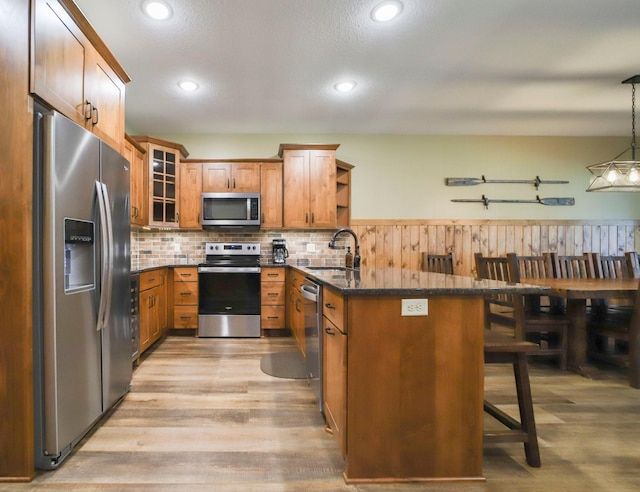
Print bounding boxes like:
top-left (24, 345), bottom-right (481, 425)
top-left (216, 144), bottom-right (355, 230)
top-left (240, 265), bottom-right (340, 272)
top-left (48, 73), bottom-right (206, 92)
top-left (591, 252), bottom-right (638, 280)
top-left (507, 253), bottom-right (569, 370)
top-left (548, 253), bottom-right (596, 279)
top-left (510, 253), bottom-right (561, 313)
top-left (421, 252), bottom-right (455, 274)
top-left (474, 253), bottom-right (516, 332)
top-left (588, 252), bottom-right (639, 367)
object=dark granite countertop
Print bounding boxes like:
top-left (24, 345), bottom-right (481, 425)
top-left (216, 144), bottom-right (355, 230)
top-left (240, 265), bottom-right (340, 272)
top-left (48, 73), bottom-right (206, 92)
top-left (131, 262), bottom-right (549, 297)
top-left (292, 265), bottom-right (551, 297)
top-left (132, 264), bottom-right (199, 275)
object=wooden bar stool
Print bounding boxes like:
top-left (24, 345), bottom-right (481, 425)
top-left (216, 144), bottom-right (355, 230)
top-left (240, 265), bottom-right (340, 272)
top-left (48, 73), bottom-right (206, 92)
top-left (484, 331), bottom-right (541, 467)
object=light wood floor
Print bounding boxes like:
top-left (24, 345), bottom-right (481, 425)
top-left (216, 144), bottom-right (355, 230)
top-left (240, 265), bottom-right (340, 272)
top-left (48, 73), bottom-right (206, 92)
top-left (4, 335), bottom-right (640, 491)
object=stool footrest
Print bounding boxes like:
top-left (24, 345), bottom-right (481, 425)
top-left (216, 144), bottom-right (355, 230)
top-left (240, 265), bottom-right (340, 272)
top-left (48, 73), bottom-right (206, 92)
top-left (484, 400), bottom-right (521, 431)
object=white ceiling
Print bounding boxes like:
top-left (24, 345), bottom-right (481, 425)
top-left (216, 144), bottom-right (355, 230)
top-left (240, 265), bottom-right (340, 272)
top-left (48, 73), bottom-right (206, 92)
top-left (74, 0), bottom-right (640, 137)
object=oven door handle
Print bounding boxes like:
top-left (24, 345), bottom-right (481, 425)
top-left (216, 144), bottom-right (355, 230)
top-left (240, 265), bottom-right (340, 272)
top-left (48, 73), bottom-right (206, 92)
top-left (198, 266), bottom-right (261, 274)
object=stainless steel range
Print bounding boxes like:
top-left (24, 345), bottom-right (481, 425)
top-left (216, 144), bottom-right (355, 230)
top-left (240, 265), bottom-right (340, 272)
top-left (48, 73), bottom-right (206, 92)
top-left (198, 242), bottom-right (261, 337)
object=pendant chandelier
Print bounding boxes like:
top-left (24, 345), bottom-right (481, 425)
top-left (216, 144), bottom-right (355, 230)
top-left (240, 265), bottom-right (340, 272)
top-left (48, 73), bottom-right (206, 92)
top-left (586, 75), bottom-right (640, 192)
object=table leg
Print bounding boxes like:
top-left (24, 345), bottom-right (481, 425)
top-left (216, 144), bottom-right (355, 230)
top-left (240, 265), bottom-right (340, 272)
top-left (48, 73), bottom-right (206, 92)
top-left (566, 298), bottom-right (604, 379)
top-left (630, 307), bottom-right (640, 389)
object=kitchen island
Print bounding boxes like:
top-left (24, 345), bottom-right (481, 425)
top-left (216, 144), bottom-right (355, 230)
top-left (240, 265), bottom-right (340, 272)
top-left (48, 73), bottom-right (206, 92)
top-left (293, 265), bottom-right (548, 484)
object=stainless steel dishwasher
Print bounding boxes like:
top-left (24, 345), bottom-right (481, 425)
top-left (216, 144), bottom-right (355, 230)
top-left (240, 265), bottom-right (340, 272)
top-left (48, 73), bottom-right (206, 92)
top-left (301, 278), bottom-right (323, 414)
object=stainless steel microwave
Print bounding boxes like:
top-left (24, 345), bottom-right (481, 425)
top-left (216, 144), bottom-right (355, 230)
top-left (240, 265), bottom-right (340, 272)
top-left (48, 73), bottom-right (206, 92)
top-left (201, 192), bottom-right (260, 228)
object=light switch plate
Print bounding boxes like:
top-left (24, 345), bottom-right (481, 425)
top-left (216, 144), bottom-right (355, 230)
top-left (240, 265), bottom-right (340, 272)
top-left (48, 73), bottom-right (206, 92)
top-left (306, 243), bottom-right (316, 252)
top-left (401, 299), bottom-right (428, 316)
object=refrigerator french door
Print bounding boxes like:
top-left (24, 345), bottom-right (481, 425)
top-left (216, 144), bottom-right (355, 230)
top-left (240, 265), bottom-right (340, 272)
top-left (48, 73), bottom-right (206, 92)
top-left (33, 106), bottom-right (132, 469)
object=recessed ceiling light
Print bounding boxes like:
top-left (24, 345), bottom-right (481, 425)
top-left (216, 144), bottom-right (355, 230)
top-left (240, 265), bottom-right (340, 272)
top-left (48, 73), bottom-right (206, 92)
top-left (143, 0), bottom-right (172, 20)
top-left (334, 81), bottom-right (357, 93)
top-left (371, 0), bottom-right (403, 22)
top-left (178, 80), bottom-right (199, 92)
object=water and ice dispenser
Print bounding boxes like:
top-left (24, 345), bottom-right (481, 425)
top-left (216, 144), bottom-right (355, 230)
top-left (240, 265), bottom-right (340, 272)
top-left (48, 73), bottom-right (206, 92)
top-left (63, 218), bottom-right (95, 293)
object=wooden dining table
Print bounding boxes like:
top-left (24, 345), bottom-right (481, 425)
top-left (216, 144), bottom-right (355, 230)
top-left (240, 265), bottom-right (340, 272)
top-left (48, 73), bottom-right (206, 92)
top-left (521, 277), bottom-right (640, 388)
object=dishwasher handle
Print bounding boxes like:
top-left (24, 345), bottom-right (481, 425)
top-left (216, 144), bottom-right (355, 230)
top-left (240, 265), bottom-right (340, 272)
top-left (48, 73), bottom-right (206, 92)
top-left (301, 283), bottom-right (319, 302)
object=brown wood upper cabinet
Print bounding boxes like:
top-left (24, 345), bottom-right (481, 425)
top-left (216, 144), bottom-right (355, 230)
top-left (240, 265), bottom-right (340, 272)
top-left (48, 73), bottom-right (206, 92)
top-left (179, 162), bottom-right (203, 229)
top-left (30, 0), bottom-right (129, 152)
top-left (260, 162), bottom-right (283, 228)
top-left (280, 144), bottom-right (339, 229)
top-left (124, 135), bottom-right (148, 226)
top-left (132, 136), bottom-right (189, 229)
top-left (202, 162), bottom-right (260, 192)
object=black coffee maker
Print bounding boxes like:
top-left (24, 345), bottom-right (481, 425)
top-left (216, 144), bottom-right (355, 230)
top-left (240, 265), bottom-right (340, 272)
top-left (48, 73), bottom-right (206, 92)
top-left (272, 239), bottom-right (289, 264)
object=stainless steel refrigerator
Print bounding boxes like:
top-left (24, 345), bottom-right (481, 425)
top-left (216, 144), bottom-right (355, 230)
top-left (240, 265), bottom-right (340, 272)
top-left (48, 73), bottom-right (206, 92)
top-left (33, 105), bottom-right (132, 469)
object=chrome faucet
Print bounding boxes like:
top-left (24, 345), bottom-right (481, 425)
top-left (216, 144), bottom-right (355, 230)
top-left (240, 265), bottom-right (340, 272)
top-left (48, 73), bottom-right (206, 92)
top-left (328, 228), bottom-right (361, 269)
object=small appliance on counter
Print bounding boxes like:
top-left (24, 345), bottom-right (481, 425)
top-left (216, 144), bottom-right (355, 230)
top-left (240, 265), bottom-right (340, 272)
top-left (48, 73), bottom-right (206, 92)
top-left (272, 239), bottom-right (289, 264)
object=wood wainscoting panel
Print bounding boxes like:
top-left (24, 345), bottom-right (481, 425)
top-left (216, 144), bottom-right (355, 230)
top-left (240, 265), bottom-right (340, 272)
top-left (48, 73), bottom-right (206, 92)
top-left (351, 220), bottom-right (640, 278)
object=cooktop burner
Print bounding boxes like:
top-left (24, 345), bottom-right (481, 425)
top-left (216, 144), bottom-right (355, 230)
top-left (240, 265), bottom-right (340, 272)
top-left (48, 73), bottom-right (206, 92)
top-left (201, 242), bottom-right (261, 267)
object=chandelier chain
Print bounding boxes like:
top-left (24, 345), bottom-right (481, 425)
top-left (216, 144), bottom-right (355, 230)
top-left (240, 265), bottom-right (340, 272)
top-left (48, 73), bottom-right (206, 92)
top-left (632, 83), bottom-right (636, 148)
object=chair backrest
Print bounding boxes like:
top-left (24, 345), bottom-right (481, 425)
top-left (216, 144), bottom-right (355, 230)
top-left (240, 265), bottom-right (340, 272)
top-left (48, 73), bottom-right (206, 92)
top-left (475, 252), bottom-right (512, 282)
top-left (590, 252), bottom-right (637, 279)
top-left (421, 252), bottom-right (455, 274)
top-left (626, 251), bottom-right (640, 278)
top-left (475, 252), bottom-right (515, 307)
top-left (549, 253), bottom-right (596, 279)
top-left (508, 253), bottom-right (554, 280)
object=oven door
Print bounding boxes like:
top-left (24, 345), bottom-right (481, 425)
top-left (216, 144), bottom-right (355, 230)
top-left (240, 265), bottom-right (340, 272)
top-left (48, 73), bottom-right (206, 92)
top-left (198, 266), bottom-right (261, 337)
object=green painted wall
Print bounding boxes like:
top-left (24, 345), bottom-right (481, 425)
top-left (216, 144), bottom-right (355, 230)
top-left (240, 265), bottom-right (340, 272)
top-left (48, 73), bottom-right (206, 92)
top-left (157, 133), bottom-right (640, 220)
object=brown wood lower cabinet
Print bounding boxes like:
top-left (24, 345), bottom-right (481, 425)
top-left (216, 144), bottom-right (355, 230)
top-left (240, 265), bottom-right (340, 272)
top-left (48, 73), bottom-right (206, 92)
top-left (261, 267), bottom-right (286, 335)
top-left (172, 267), bottom-right (198, 329)
top-left (139, 268), bottom-right (168, 354)
top-left (320, 288), bottom-right (485, 483)
top-left (323, 313), bottom-right (347, 457)
top-left (287, 269), bottom-right (306, 354)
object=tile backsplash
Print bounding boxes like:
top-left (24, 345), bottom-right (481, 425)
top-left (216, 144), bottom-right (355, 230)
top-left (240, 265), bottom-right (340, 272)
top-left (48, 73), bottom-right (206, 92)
top-left (131, 229), bottom-right (352, 270)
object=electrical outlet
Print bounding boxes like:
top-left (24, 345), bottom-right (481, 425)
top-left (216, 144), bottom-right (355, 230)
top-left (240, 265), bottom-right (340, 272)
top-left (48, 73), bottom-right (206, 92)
top-left (306, 243), bottom-right (316, 253)
top-left (174, 242), bottom-right (180, 252)
top-left (401, 299), bottom-right (428, 316)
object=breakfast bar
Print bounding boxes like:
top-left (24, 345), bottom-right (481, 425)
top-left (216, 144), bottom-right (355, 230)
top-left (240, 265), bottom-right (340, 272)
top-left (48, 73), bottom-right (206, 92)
top-left (294, 265), bottom-right (549, 483)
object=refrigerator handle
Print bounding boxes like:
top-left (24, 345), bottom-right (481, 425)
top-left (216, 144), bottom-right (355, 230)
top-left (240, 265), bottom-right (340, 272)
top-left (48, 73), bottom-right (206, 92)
top-left (95, 181), bottom-right (110, 331)
top-left (100, 182), bottom-right (114, 331)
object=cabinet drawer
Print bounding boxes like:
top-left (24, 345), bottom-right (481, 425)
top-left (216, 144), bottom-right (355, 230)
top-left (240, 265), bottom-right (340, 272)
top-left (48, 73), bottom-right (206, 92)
top-left (261, 282), bottom-right (285, 305)
top-left (173, 282), bottom-right (198, 305)
top-left (261, 305), bottom-right (285, 329)
top-left (174, 267), bottom-right (197, 282)
top-left (323, 287), bottom-right (345, 331)
top-left (261, 268), bottom-right (285, 282)
top-left (174, 305), bottom-right (198, 328)
top-left (140, 270), bottom-right (164, 290)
